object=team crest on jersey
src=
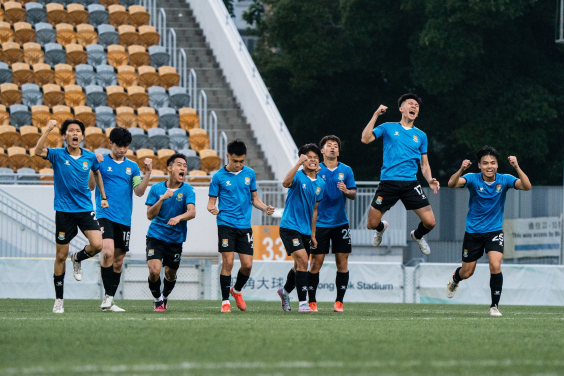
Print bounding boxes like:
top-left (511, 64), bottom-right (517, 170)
top-left (463, 249), bottom-right (468, 258)
top-left (176, 193), bottom-right (183, 201)
top-left (496, 184), bottom-right (502, 193)
top-left (292, 238), bottom-right (300, 246)
top-left (413, 135), bottom-right (419, 143)
top-left (147, 249), bottom-right (154, 256)
top-left (376, 196), bottom-right (383, 205)
top-left (82, 161), bottom-right (88, 170)
top-left (338, 173), bottom-right (344, 181)
top-left (245, 177), bottom-right (251, 185)
top-left (126, 167), bottom-right (131, 175)
top-left (222, 239), bottom-right (228, 247)
top-left (57, 232), bottom-right (65, 240)
top-left (316, 186), bottom-right (321, 195)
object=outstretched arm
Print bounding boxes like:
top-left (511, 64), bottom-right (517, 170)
top-left (420, 154), bottom-right (440, 194)
top-left (508, 156), bottom-right (531, 191)
top-left (34, 119), bottom-right (57, 158)
top-left (448, 160), bottom-right (472, 188)
top-left (361, 105), bottom-right (387, 144)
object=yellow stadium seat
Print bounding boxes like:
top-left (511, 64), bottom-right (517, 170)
top-left (188, 170), bottom-right (209, 183)
top-left (74, 105), bottom-right (95, 128)
top-left (12, 62), bottom-right (33, 86)
top-left (135, 147), bottom-right (157, 173)
top-left (0, 104), bottom-right (9, 125)
top-left (199, 148), bottom-right (222, 174)
top-left (136, 106), bottom-right (157, 131)
top-left (158, 66), bottom-right (179, 90)
top-left (19, 124), bottom-right (40, 149)
top-left (33, 63), bottom-right (55, 86)
top-left (51, 104), bottom-right (72, 124)
top-left (46, 3), bottom-right (68, 27)
top-left (56, 23), bottom-right (76, 46)
top-left (4, 2), bottom-right (25, 25)
top-left (115, 106), bottom-right (136, 128)
top-left (39, 167), bottom-right (54, 182)
top-left (0, 124), bottom-right (20, 149)
top-left (106, 85), bottom-right (127, 109)
top-left (188, 128), bottom-right (209, 153)
top-left (65, 43), bottom-right (87, 67)
top-left (149, 168), bottom-right (167, 182)
top-left (127, 85), bottom-right (147, 109)
top-left (54, 63), bottom-right (75, 86)
top-left (137, 65), bottom-right (158, 89)
top-left (7, 145), bottom-right (30, 171)
top-left (125, 147), bottom-right (138, 164)
top-left (104, 126), bottom-right (114, 138)
top-left (128, 44), bottom-right (149, 68)
top-left (31, 104), bottom-right (51, 128)
top-left (23, 42), bottom-right (43, 65)
top-left (116, 64), bottom-right (137, 87)
top-left (179, 107), bottom-right (199, 131)
top-left (0, 147), bottom-right (7, 168)
top-left (2, 41), bottom-right (22, 65)
top-left (107, 44), bottom-right (127, 67)
top-left (108, 4), bottom-right (129, 28)
top-left (13, 22), bottom-right (35, 44)
top-left (0, 22), bottom-right (14, 44)
top-left (0, 82), bottom-right (21, 107)
top-left (157, 148), bottom-right (174, 171)
top-left (118, 24), bottom-right (138, 47)
top-left (30, 147), bottom-right (52, 172)
top-left (40, 125), bottom-right (62, 148)
top-left (67, 4), bottom-right (89, 27)
top-left (84, 126), bottom-right (107, 150)
top-left (76, 24), bottom-right (96, 46)
top-left (138, 25), bottom-right (159, 49)
top-left (42, 83), bottom-right (64, 107)
top-left (63, 84), bottom-right (84, 107)
top-left (128, 5), bottom-right (149, 28)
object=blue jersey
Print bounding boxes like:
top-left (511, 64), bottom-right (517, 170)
top-left (95, 155), bottom-right (141, 226)
top-left (208, 166), bottom-right (257, 229)
top-left (45, 147), bottom-right (100, 213)
top-left (317, 162), bottom-right (356, 228)
top-left (463, 173), bottom-right (518, 233)
top-left (145, 182), bottom-right (196, 243)
top-left (280, 170), bottom-right (325, 235)
top-left (373, 122), bottom-right (428, 181)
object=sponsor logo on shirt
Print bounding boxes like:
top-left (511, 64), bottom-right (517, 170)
top-left (413, 135), bottom-right (419, 143)
top-left (496, 184), bottom-right (502, 193)
top-left (147, 249), bottom-right (154, 256)
top-left (338, 173), bottom-right (344, 181)
top-left (126, 167), bottom-right (131, 175)
top-left (316, 186), bottom-right (321, 195)
top-left (226, 181), bottom-right (231, 186)
top-left (376, 196), bottom-right (383, 205)
top-left (58, 232), bottom-right (65, 240)
top-left (322, 175), bottom-right (326, 180)
top-left (222, 239), bottom-right (228, 247)
top-left (292, 238), bottom-right (300, 247)
top-left (176, 193), bottom-right (183, 201)
top-left (394, 131), bottom-right (399, 136)
top-left (463, 249), bottom-right (468, 258)
top-left (64, 160), bottom-right (70, 165)
top-left (245, 177), bottom-right (250, 185)
top-left (83, 161), bottom-right (88, 170)
top-left (479, 187), bottom-right (484, 192)
top-left (107, 167), bottom-right (112, 172)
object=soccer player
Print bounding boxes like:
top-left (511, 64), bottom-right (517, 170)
top-left (88, 127), bottom-right (152, 312)
top-left (34, 119), bottom-right (108, 314)
top-left (207, 140), bottom-right (275, 313)
top-left (361, 93), bottom-right (439, 255)
top-left (445, 146), bottom-right (531, 316)
top-left (276, 144), bottom-right (325, 313)
top-left (308, 135), bottom-right (356, 312)
top-left (145, 153), bottom-right (196, 311)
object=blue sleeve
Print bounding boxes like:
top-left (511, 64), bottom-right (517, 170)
top-left (420, 133), bottom-right (428, 154)
top-left (316, 182), bottom-right (325, 202)
top-left (373, 123), bottom-right (387, 139)
top-left (209, 174), bottom-right (219, 197)
top-left (345, 166), bottom-right (356, 189)
top-left (505, 174), bottom-right (518, 190)
top-left (250, 170), bottom-right (257, 192)
top-left (287, 172), bottom-right (299, 189)
top-left (90, 154), bottom-right (100, 171)
top-left (462, 173), bottom-right (473, 189)
top-left (133, 163), bottom-right (140, 178)
top-left (45, 148), bottom-right (56, 163)
top-left (145, 185), bottom-right (159, 206)
top-left (186, 186), bottom-right (196, 205)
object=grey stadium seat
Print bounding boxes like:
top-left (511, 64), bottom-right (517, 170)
top-left (88, 4), bottom-right (109, 27)
top-left (75, 64), bottom-right (96, 88)
top-left (94, 148), bottom-right (111, 156)
top-left (148, 86), bottom-right (168, 109)
top-left (21, 84), bottom-right (43, 107)
top-left (9, 105), bottom-right (32, 129)
top-left (158, 107), bottom-right (179, 130)
top-left (95, 106), bottom-right (115, 130)
top-left (168, 128), bottom-right (189, 150)
top-left (168, 86), bottom-right (190, 110)
top-left (17, 168), bottom-right (39, 183)
top-left (97, 24), bottom-right (119, 47)
top-left (95, 64), bottom-right (117, 87)
top-left (44, 43), bottom-right (66, 67)
top-left (85, 85), bottom-right (107, 108)
top-left (86, 44), bottom-right (107, 66)
top-left (25, 3), bottom-right (47, 25)
top-left (129, 127), bottom-right (148, 151)
top-left (147, 127), bottom-right (169, 152)
top-left (35, 23), bottom-right (57, 47)
top-left (149, 46), bottom-right (170, 69)
top-left (0, 167), bottom-right (15, 184)
top-left (0, 62), bottom-right (12, 85)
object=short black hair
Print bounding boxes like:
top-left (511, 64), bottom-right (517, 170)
top-left (298, 143), bottom-right (322, 160)
top-left (227, 140), bottom-right (247, 156)
top-left (109, 127), bottom-right (132, 147)
top-left (60, 119), bottom-right (85, 135)
top-left (166, 153), bottom-right (188, 167)
top-left (476, 145), bottom-right (500, 163)
top-left (398, 93), bottom-right (422, 108)
top-left (319, 135), bottom-right (341, 150)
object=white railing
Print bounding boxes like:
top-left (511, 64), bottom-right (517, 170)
top-left (168, 28), bottom-right (177, 68)
top-left (219, 131), bottom-right (228, 164)
top-left (188, 68), bottom-right (197, 107)
top-left (178, 48), bottom-right (187, 88)
top-left (558, 0), bottom-right (564, 43)
top-left (157, 8), bottom-right (166, 48)
top-left (208, 110), bottom-right (218, 150)
top-left (197, 89), bottom-right (207, 130)
top-left (139, 0), bottom-right (157, 28)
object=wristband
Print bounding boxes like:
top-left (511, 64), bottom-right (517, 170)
top-left (102, 197), bottom-right (107, 200)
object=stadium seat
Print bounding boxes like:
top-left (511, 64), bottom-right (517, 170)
top-left (21, 82), bottom-right (42, 106)
top-left (179, 107), bottom-right (199, 131)
top-left (128, 44), bottom-right (149, 68)
top-left (106, 84), bottom-right (126, 109)
top-left (46, 3), bottom-right (68, 27)
top-left (146, 127), bottom-right (167, 152)
top-left (30, 147), bottom-right (51, 172)
top-left (128, 6), bottom-right (149, 28)
top-left (108, 4), bottom-right (128, 28)
top-left (167, 128), bottom-right (188, 150)
top-left (118, 24), bottom-right (137, 47)
top-left (138, 25), bottom-right (158, 49)
top-left (168, 86), bottom-right (190, 110)
top-left (64, 84), bottom-right (84, 107)
top-left (128, 126), bottom-right (146, 151)
top-left (65, 43), bottom-right (87, 67)
top-left (84, 126), bottom-right (106, 150)
top-left (148, 168), bottom-right (167, 182)
top-left (44, 43), bottom-right (66, 67)
top-left (183, 149), bottom-right (200, 171)
top-left (188, 169), bottom-right (209, 182)
top-left (74, 105), bottom-right (95, 128)
top-left (157, 107), bottom-right (178, 130)
top-left (156, 148), bottom-right (174, 170)
top-left (25, 2), bottom-right (47, 26)
top-left (0, 22), bottom-right (14, 44)
top-left (32, 63), bottom-right (53, 86)
top-left (138, 65), bottom-right (158, 89)
top-left (95, 105), bottom-right (114, 129)
top-left (39, 167), bottom-right (53, 183)
top-left (88, 4), bottom-right (108, 27)
top-left (12, 62), bottom-right (33, 86)
top-left (51, 104), bottom-right (72, 124)
top-left (67, 4), bottom-right (88, 27)
top-left (19, 124), bottom-right (41, 149)
top-left (75, 63), bottom-right (95, 87)
top-left (7, 146), bottom-right (30, 171)
top-left (97, 23), bottom-right (117, 47)
top-left (107, 44), bottom-right (127, 67)
top-left (188, 128), bottom-right (209, 153)
top-left (135, 147), bottom-right (157, 172)
top-left (31, 104), bottom-right (51, 127)
top-left (14, 22), bottom-right (35, 44)
top-left (2, 41), bottom-right (23, 65)
top-left (23, 42), bottom-right (43, 65)
top-left (148, 45), bottom-right (169, 69)
top-left (0, 166), bottom-right (15, 182)
top-left (0, 124), bottom-right (20, 149)
top-left (18, 167), bottom-right (40, 182)
top-left (127, 85), bottom-right (147, 109)
top-left (85, 84), bottom-right (106, 107)
top-left (40, 124), bottom-right (62, 147)
top-left (4, 2), bottom-right (26, 25)
top-left (34, 22), bottom-right (56, 46)
top-left (86, 43), bottom-right (106, 66)
top-left (76, 23), bottom-right (96, 46)
top-left (95, 64), bottom-right (116, 86)
top-left (42, 83), bottom-right (64, 107)
top-left (124, 147), bottom-right (137, 164)
top-left (115, 105), bottom-right (135, 128)
top-left (158, 66), bottom-right (179, 90)
top-left (54, 63), bottom-right (74, 86)
top-left (148, 85), bottom-right (167, 109)
top-left (94, 147), bottom-right (110, 155)
top-left (0, 62), bottom-right (12, 85)
top-left (136, 106), bottom-right (157, 131)
top-left (0, 83), bottom-right (21, 107)
top-left (199, 149), bottom-right (222, 174)
top-left (56, 23), bottom-right (76, 46)
top-left (116, 64), bottom-right (137, 87)
top-left (0, 149), bottom-right (9, 169)
top-left (0, 104), bottom-right (9, 125)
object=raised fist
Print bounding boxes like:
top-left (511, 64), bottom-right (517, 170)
top-left (375, 105), bottom-right (388, 116)
top-left (461, 159), bottom-right (472, 171)
top-left (161, 189), bottom-right (174, 201)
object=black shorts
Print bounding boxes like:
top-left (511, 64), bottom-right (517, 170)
top-left (462, 231), bottom-right (504, 263)
top-left (312, 224), bottom-right (352, 254)
top-left (280, 228), bottom-right (311, 256)
top-left (146, 236), bottom-right (183, 270)
top-left (55, 211), bottom-right (100, 245)
top-left (98, 218), bottom-right (131, 252)
top-left (217, 225), bottom-right (253, 255)
top-left (371, 180), bottom-right (430, 212)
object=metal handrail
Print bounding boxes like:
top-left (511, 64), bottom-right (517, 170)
top-left (168, 28), bottom-right (177, 69)
top-left (188, 68), bottom-right (197, 108)
top-left (157, 8), bottom-right (166, 49)
top-left (209, 110), bottom-right (218, 151)
top-left (219, 131), bottom-right (228, 165)
top-left (198, 90), bottom-right (208, 131)
top-left (179, 48), bottom-right (187, 89)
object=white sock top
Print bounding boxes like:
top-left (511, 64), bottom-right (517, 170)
top-left (222, 300), bottom-right (230, 305)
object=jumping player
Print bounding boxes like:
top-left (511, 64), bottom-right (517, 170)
top-left (308, 135), bottom-right (356, 312)
top-left (89, 127), bottom-right (152, 312)
top-left (207, 140), bottom-right (275, 313)
top-left (34, 119), bottom-right (107, 313)
top-left (361, 93), bottom-right (439, 255)
top-left (445, 146), bottom-right (531, 316)
top-left (277, 144), bottom-right (325, 313)
top-left (145, 153), bottom-right (196, 311)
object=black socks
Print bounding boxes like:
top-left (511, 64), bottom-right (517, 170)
top-left (375, 221), bottom-right (385, 232)
top-left (234, 270), bottom-right (250, 292)
top-left (336, 271), bottom-right (349, 303)
top-left (75, 247), bottom-right (92, 262)
top-left (413, 222), bottom-right (432, 240)
top-left (307, 271), bottom-right (320, 303)
top-left (284, 268), bottom-right (296, 293)
top-left (163, 277), bottom-right (176, 298)
top-left (453, 267), bottom-right (462, 283)
top-left (54, 273), bottom-right (64, 299)
top-left (112, 271), bottom-right (122, 297)
top-left (220, 274), bottom-right (231, 300)
top-left (295, 271), bottom-right (308, 302)
top-left (148, 277), bottom-right (161, 299)
top-left (101, 265), bottom-right (113, 296)
top-left (490, 272), bottom-right (503, 307)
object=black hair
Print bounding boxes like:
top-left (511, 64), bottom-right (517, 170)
top-left (109, 127), bottom-right (132, 147)
top-left (166, 153), bottom-right (188, 167)
top-left (60, 119), bottom-right (85, 135)
top-left (319, 135), bottom-right (341, 150)
top-left (476, 145), bottom-right (500, 163)
top-left (227, 139), bottom-right (247, 156)
top-left (398, 93), bottom-right (422, 108)
top-left (298, 143), bottom-right (322, 160)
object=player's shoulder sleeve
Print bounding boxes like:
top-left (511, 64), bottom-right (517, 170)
top-left (316, 178), bottom-right (325, 202)
top-left (44, 147), bottom-right (58, 162)
top-left (249, 168), bottom-right (257, 192)
top-left (86, 150), bottom-right (100, 171)
top-left (288, 169), bottom-right (300, 189)
top-left (344, 164), bottom-right (356, 189)
top-left (208, 170), bottom-right (220, 197)
top-left (503, 174), bottom-right (518, 190)
top-left (373, 122), bottom-right (388, 139)
top-left (462, 173), bottom-right (474, 188)
top-left (130, 161), bottom-right (141, 188)
top-left (419, 130), bottom-right (428, 154)
top-left (145, 183), bottom-right (159, 206)
top-left (185, 184), bottom-right (196, 205)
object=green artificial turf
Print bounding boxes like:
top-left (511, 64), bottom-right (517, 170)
top-left (1, 300), bottom-right (563, 375)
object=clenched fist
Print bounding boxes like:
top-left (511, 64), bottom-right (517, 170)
top-left (375, 105), bottom-right (388, 117)
top-left (460, 159), bottom-right (472, 171)
top-left (161, 189), bottom-right (174, 201)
